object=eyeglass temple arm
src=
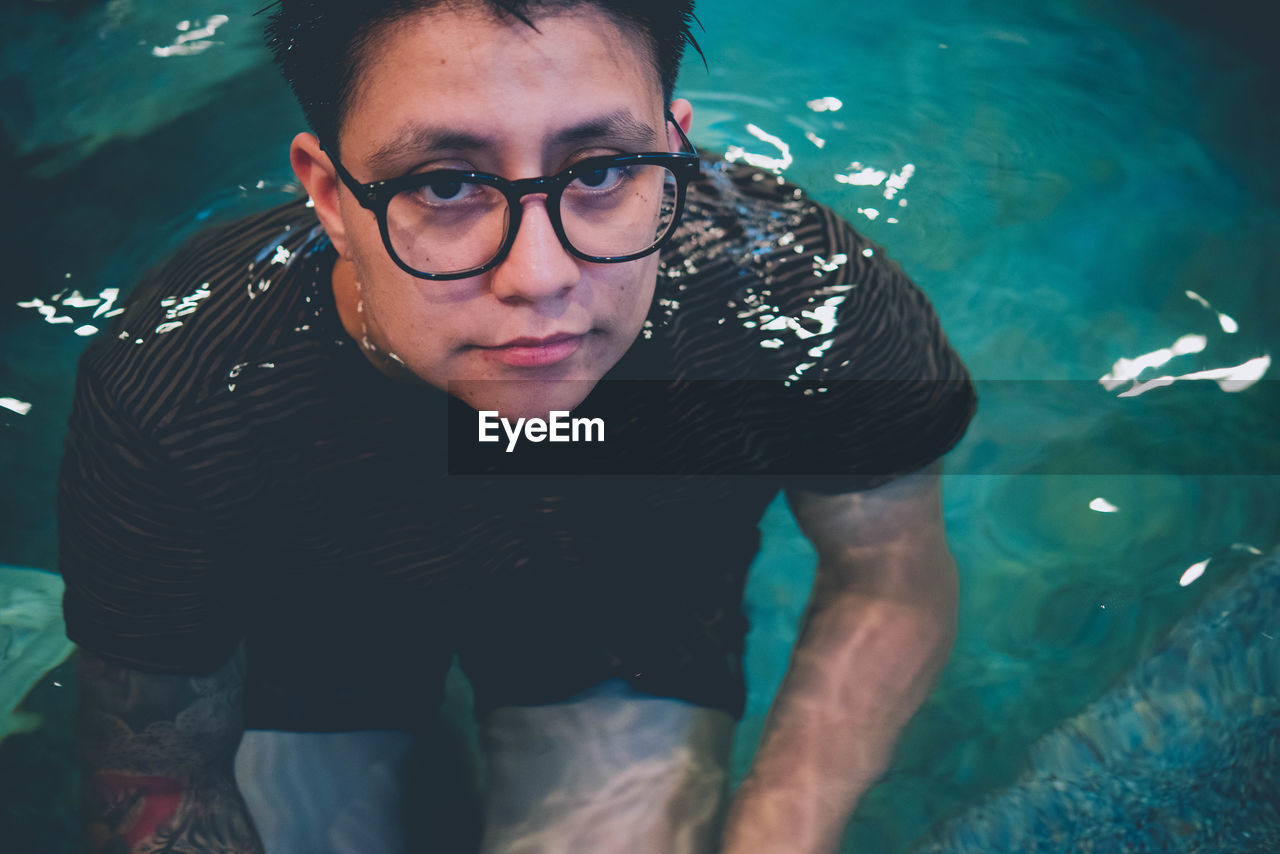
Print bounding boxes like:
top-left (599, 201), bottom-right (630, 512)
top-left (667, 109), bottom-right (698, 158)
top-left (322, 146), bottom-right (382, 209)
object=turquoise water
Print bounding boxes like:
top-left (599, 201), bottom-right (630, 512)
top-left (1, 0), bottom-right (1277, 851)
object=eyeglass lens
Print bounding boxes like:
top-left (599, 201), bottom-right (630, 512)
top-left (384, 163), bottom-right (680, 276)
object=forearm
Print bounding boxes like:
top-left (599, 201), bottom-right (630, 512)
top-left (722, 551), bottom-right (957, 853)
top-left (77, 647), bottom-right (265, 854)
top-left (82, 768), bottom-right (264, 854)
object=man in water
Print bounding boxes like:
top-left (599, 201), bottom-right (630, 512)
top-left (60, 1), bottom-right (975, 852)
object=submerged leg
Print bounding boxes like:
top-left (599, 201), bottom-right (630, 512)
top-left (478, 680), bottom-right (735, 854)
top-left (233, 729), bottom-right (413, 854)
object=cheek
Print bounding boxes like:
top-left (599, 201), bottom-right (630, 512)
top-left (349, 263), bottom-right (429, 356)
top-left (350, 239), bottom-right (429, 332)
top-left (617, 263), bottom-right (659, 322)
top-left (365, 288), bottom-right (446, 353)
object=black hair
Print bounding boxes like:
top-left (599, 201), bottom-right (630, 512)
top-left (262, 0), bottom-right (702, 151)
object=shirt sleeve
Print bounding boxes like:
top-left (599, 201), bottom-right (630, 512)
top-left (58, 355), bottom-right (242, 674)
top-left (742, 185), bottom-right (977, 493)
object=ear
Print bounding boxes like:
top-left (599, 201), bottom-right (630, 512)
top-left (290, 132), bottom-right (353, 258)
top-left (667, 98), bottom-right (693, 148)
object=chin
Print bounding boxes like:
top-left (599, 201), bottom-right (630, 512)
top-left (449, 377), bottom-right (598, 421)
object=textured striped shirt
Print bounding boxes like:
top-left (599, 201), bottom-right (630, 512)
top-left (58, 159), bottom-right (975, 729)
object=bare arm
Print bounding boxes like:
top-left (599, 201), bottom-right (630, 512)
top-left (720, 465), bottom-right (958, 854)
top-left (77, 645), bottom-right (265, 854)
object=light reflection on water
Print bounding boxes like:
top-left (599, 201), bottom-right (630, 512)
top-left (1, 0), bottom-right (1278, 852)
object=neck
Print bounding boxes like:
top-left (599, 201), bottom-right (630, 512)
top-left (330, 257), bottom-right (418, 383)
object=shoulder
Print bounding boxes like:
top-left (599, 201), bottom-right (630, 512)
top-left (663, 156), bottom-right (872, 283)
top-left (73, 198), bottom-right (334, 433)
top-left (644, 160), bottom-right (975, 485)
top-left (654, 158), bottom-right (960, 383)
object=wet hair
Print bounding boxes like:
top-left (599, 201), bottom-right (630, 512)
top-left (263, 0), bottom-right (701, 151)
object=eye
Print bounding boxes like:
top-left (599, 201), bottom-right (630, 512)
top-left (422, 175), bottom-right (467, 202)
top-left (401, 172), bottom-right (490, 210)
top-left (572, 165), bottom-right (628, 192)
top-left (424, 176), bottom-right (465, 199)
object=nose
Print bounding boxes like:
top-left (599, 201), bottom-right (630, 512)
top-left (487, 195), bottom-right (580, 303)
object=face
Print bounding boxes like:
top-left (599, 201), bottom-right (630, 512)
top-left (294, 5), bottom-right (693, 419)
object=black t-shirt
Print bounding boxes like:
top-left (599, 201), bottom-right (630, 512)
top-left (58, 159), bottom-right (975, 730)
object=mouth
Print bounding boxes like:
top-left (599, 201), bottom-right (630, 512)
top-left (477, 331), bottom-right (588, 368)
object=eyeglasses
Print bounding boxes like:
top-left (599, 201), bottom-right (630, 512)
top-left (326, 113), bottom-right (700, 281)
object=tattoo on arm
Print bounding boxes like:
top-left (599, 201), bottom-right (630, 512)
top-left (77, 646), bottom-right (265, 853)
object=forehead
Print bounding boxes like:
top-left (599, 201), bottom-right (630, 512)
top-left (342, 7), bottom-right (664, 157)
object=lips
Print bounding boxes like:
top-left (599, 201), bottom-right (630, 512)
top-left (479, 332), bottom-right (586, 368)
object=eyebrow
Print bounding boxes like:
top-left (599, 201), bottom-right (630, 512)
top-left (363, 109), bottom-right (663, 175)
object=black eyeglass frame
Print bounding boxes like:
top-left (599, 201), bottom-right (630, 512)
top-left (325, 112), bottom-right (700, 281)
